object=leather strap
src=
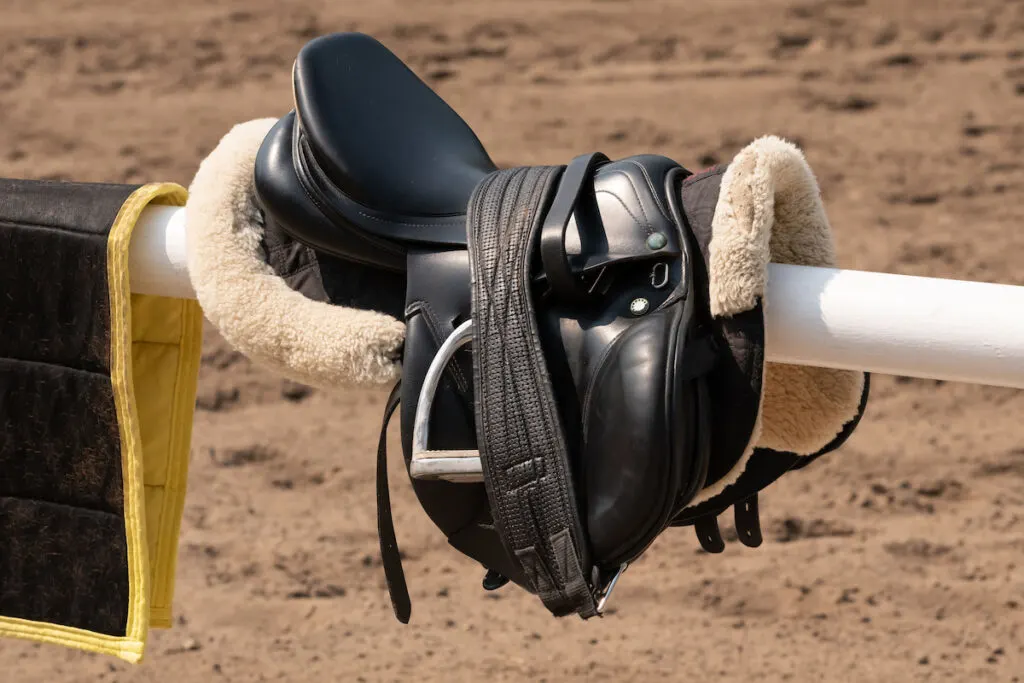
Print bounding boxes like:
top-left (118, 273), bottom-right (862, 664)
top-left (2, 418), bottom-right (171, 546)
top-left (467, 165), bottom-right (599, 619)
top-left (376, 381), bottom-right (411, 623)
top-left (694, 516), bottom-right (725, 554)
top-left (734, 494), bottom-right (763, 548)
top-left (539, 152), bottom-right (609, 303)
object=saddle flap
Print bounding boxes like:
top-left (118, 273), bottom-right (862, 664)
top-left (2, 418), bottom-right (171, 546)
top-left (580, 305), bottom-right (706, 564)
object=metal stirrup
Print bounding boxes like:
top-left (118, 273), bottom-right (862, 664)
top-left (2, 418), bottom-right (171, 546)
top-left (409, 319), bottom-right (482, 482)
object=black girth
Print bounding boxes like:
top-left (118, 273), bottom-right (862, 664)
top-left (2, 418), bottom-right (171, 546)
top-left (467, 161), bottom-right (599, 619)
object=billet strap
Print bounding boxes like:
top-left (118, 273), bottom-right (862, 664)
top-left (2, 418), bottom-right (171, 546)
top-left (734, 494), bottom-right (763, 548)
top-left (376, 381), bottom-right (411, 623)
top-left (467, 162), bottom-right (600, 619)
top-left (694, 517), bottom-right (725, 554)
top-left (689, 494), bottom-right (763, 553)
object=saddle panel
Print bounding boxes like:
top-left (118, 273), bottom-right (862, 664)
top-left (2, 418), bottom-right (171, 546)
top-left (292, 32), bottom-right (497, 223)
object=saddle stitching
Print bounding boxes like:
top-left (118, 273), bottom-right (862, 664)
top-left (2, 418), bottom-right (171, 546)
top-left (593, 188), bottom-right (649, 236)
top-left (355, 210), bottom-right (467, 229)
top-left (621, 158), bottom-right (675, 228)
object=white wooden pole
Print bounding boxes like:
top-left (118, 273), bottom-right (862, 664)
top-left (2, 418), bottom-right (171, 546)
top-left (765, 264), bottom-right (1024, 389)
top-left (130, 204), bottom-right (1024, 390)
top-left (128, 204), bottom-right (194, 299)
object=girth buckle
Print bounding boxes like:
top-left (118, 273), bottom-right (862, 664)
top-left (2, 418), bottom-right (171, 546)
top-left (594, 563), bottom-right (629, 616)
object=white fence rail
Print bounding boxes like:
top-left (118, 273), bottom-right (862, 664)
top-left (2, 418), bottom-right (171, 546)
top-left (131, 204), bottom-right (1024, 390)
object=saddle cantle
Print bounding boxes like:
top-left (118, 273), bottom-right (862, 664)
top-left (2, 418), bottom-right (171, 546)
top-left (251, 32), bottom-right (870, 623)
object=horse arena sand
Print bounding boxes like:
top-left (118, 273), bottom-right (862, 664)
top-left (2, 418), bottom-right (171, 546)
top-left (2, 0), bottom-right (1023, 680)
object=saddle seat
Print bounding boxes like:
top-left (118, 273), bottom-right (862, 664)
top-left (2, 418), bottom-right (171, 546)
top-left (254, 33), bottom-right (497, 272)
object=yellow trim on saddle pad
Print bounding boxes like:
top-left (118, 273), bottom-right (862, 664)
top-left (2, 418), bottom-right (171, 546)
top-left (0, 182), bottom-right (203, 663)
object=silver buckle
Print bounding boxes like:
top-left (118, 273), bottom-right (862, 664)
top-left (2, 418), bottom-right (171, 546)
top-left (594, 563), bottom-right (628, 615)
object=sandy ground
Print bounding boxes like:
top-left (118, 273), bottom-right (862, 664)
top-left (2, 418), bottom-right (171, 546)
top-left (2, 0), bottom-right (1024, 680)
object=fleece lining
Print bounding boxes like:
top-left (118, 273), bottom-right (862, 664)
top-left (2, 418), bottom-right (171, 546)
top-left (184, 118), bottom-right (404, 390)
top-left (685, 136), bottom-right (865, 508)
top-left (709, 135), bottom-right (864, 455)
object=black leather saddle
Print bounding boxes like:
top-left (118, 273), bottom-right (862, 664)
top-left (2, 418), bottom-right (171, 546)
top-left (253, 32), bottom-right (868, 623)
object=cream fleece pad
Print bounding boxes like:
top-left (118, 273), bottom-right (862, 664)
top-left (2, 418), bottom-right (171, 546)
top-left (184, 118), bottom-right (404, 389)
top-left (709, 135), bottom-right (865, 456)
